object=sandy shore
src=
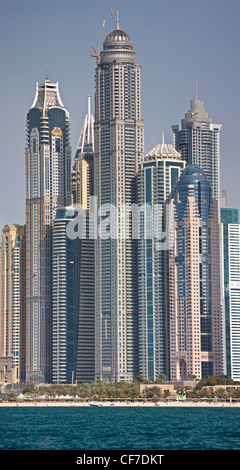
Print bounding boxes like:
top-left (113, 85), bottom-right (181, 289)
top-left (0, 400), bottom-right (239, 407)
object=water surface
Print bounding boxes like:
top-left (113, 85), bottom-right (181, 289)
top-left (0, 406), bottom-right (240, 450)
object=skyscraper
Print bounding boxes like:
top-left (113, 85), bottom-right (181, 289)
top-left (138, 138), bottom-right (185, 381)
top-left (169, 166), bottom-right (223, 380)
top-left (172, 91), bottom-right (222, 202)
top-left (94, 19), bottom-right (144, 382)
top-left (25, 74), bottom-right (71, 383)
top-left (52, 207), bottom-right (76, 384)
top-left (52, 203), bottom-right (95, 385)
top-left (0, 224), bottom-right (25, 384)
top-left (221, 208), bottom-right (240, 381)
top-left (72, 95), bottom-right (95, 383)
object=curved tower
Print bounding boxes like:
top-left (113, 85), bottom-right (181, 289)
top-left (169, 165), bottom-right (223, 380)
top-left (25, 74), bottom-right (71, 383)
top-left (138, 138), bottom-right (185, 381)
top-left (94, 21), bottom-right (144, 382)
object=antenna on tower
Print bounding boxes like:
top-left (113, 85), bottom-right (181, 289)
top-left (116, 10), bottom-right (120, 29)
top-left (195, 79), bottom-right (197, 100)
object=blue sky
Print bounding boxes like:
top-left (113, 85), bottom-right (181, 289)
top-left (0, 0), bottom-right (240, 229)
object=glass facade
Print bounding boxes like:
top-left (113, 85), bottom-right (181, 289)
top-left (138, 146), bottom-right (185, 381)
top-left (169, 165), bottom-right (222, 380)
top-left (52, 208), bottom-right (76, 384)
top-left (221, 208), bottom-right (240, 380)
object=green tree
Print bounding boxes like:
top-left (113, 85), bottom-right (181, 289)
top-left (154, 374), bottom-right (166, 384)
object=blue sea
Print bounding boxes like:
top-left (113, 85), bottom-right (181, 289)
top-left (0, 406), bottom-right (240, 451)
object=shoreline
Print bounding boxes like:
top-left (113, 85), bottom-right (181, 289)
top-left (0, 400), bottom-right (239, 407)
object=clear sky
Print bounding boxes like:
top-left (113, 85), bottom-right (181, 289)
top-left (0, 0), bottom-right (240, 230)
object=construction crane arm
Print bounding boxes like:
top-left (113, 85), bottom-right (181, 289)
top-left (91, 18), bottom-right (106, 65)
top-left (109, 4), bottom-right (117, 29)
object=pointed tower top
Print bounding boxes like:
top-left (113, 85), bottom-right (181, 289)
top-left (195, 79), bottom-right (197, 100)
top-left (76, 94), bottom-right (94, 156)
top-left (45, 64), bottom-right (50, 82)
top-left (116, 10), bottom-right (120, 29)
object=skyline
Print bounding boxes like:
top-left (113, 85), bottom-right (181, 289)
top-left (1, 0), bottom-right (240, 231)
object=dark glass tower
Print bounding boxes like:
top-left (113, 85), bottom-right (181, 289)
top-left (52, 208), bottom-right (76, 384)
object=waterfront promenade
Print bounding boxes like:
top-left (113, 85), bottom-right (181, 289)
top-left (0, 400), bottom-right (239, 407)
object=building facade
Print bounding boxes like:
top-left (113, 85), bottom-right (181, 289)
top-left (221, 208), bottom-right (240, 381)
top-left (72, 94), bottom-right (95, 383)
top-left (52, 207), bottom-right (76, 384)
top-left (137, 139), bottom-right (185, 381)
top-left (25, 74), bottom-right (71, 383)
top-left (169, 166), bottom-right (223, 380)
top-left (52, 204), bottom-right (95, 384)
top-left (172, 95), bottom-right (222, 202)
top-left (0, 224), bottom-right (25, 384)
top-left (94, 23), bottom-right (144, 381)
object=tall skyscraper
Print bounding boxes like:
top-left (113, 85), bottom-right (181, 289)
top-left (94, 20), bottom-right (144, 382)
top-left (52, 207), bottom-right (76, 384)
top-left (0, 224), bottom-right (25, 384)
top-left (172, 91), bottom-right (222, 202)
top-left (138, 138), bottom-right (185, 381)
top-left (221, 208), bottom-right (240, 381)
top-left (52, 94), bottom-right (95, 384)
top-left (52, 203), bottom-right (95, 385)
top-left (169, 166), bottom-right (223, 380)
top-left (72, 94), bottom-right (95, 383)
top-left (25, 74), bottom-right (71, 383)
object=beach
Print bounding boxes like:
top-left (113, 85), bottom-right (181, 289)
top-left (0, 400), bottom-right (239, 407)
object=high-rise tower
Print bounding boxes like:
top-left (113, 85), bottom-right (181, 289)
top-left (169, 166), bottom-right (223, 380)
top-left (172, 91), bottom-right (222, 202)
top-left (72, 95), bottom-right (95, 383)
top-left (25, 74), bottom-right (71, 383)
top-left (221, 208), bottom-right (240, 381)
top-left (94, 19), bottom-right (144, 382)
top-left (52, 207), bottom-right (76, 384)
top-left (0, 224), bottom-right (25, 384)
top-left (138, 138), bottom-right (185, 381)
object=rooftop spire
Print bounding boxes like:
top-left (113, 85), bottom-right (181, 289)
top-left (195, 79), bottom-right (197, 100)
top-left (76, 94), bottom-right (94, 155)
top-left (46, 63), bottom-right (49, 82)
top-left (116, 10), bottom-right (120, 29)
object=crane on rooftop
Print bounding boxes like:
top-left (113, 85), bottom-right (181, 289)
top-left (109, 4), bottom-right (117, 28)
top-left (91, 18), bottom-right (106, 65)
top-left (109, 4), bottom-right (120, 29)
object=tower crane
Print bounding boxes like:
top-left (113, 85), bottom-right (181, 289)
top-left (109, 4), bottom-right (117, 29)
top-left (91, 18), bottom-right (106, 65)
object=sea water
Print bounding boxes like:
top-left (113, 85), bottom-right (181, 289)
top-left (0, 406), bottom-right (240, 450)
